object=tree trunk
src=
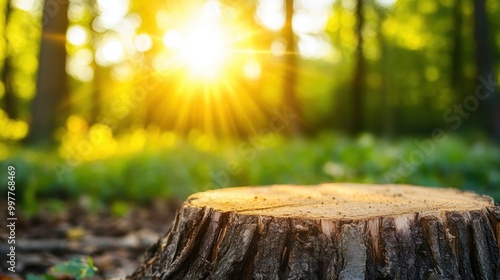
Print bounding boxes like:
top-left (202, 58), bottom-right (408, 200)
top-left (350, 0), bottom-right (365, 135)
top-left (473, 0), bottom-right (500, 141)
top-left (27, 0), bottom-right (69, 144)
top-left (2, 1), bottom-right (17, 119)
top-left (451, 0), bottom-right (464, 99)
top-left (283, 0), bottom-right (303, 134)
top-left (90, 0), bottom-right (101, 125)
top-left (376, 8), bottom-right (394, 138)
top-left (128, 184), bottom-right (500, 279)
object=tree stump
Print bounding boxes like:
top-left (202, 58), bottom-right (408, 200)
top-left (128, 184), bottom-right (500, 279)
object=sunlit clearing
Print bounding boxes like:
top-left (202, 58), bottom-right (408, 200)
top-left (163, 24), bottom-right (230, 79)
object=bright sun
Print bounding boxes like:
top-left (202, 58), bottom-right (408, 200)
top-left (163, 22), bottom-right (230, 80)
top-left (154, 4), bottom-right (268, 137)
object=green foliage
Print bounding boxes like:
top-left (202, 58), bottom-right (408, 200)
top-left (111, 200), bottom-right (131, 217)
top-left (26, 274), bottom-right (56, 280)
top-left (51, 257), bottom-right (96, 279)
top-left (1, 133), bottom-right (499, 210)
top-left (27, 257), bottom-right (96, 280)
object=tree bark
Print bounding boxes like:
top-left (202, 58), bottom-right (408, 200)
top-left (451, 0), bottom-right (464, 99)
top-left (2, 2), bottom-right (17, 119)
top-left (283, 0), bottom-right (303, 134)
top-left (350, 0), bottom-right (365, 135)
top-left (376, 8), bottom-right (394, 138)
top-left (27, 0), bottom-right (69, 144)
top-left (128, 184), bottom-right (500, 279)
top-left (473, 0), bottom-right (500, 141)
top-left (90, 0), bottom-right (101, 125)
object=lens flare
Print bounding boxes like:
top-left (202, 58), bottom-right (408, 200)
top-left (164, 23), bottom-right (230, 79)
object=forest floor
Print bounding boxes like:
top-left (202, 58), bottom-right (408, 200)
top-left (0, 199), bottom-right (181, 279)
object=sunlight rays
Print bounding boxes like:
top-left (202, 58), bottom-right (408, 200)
top-left (144, 4), bottom-right (276, 137)
top-left (80, 0), bottom-right (325, 138)
top-left (30, 0), bottom-right (336, 140)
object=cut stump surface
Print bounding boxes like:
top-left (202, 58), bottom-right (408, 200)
top-left (129, 184), bottom-right (500, 279)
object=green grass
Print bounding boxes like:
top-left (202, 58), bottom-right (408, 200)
top-left (1, 132), bottom-right (499, 215)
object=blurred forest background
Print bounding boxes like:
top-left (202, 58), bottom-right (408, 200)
top-left (1, 0), bottom-right (500, 212)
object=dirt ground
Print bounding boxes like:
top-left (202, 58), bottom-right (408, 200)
top-left (0, 198), bottom-right (181, 279)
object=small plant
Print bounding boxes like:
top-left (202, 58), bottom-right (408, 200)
top-left (27, 256), bottom-right (97, 280)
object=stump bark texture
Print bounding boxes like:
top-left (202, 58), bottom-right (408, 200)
top-left (128, 184), bottom-right (500, 279)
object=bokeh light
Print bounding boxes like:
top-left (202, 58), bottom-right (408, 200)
top-left (95, 37), bottom-right (125, 66)
top-left (243, 60), bottom-right (261, 80)
top-left (67, 25), bottom-right (88, 46)
top-left (134, 34), bottom-right (153, 52)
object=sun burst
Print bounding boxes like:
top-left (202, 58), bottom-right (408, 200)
top-left (153, 5), bottom-right (273, 137)
top-left (163, 21), bottom-right (231, 80)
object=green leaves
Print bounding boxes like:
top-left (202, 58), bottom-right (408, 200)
top-left (51, 256), bottom-right (96, 279)
top-left (2, 133), bottom-right (500, 208)
top-left (26, 274), bottom-right (56, 280)
top-left (27, 256), bottom-right (97, 280)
